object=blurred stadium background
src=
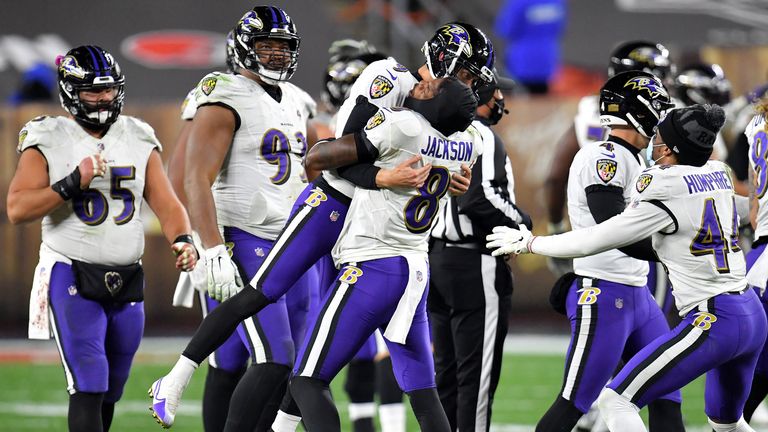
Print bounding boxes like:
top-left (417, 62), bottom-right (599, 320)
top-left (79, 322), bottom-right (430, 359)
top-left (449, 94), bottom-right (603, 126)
top-left (3, 0), bottom-right (768, 430)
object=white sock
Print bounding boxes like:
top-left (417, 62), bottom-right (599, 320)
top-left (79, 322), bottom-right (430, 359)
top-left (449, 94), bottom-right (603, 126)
top-left (379, 403), bottom-right (405, 432)
top-left (169, 355), bottom-right (198, 384)
top-left (348, 402), bottom-right (376, 421)
top-left (597, 388), bottom-right (646, 432)
top-left (709, 417), bottom-right (755, 432)
top-left (271, 410), bottom-right (302, 432)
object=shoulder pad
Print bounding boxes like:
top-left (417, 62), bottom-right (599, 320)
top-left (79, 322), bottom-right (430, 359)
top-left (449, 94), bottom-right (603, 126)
top-left (17, 116), bottom-right (58, 153)
top-left (634, 165), bottom-right (674, 200)
top-left (123, 116), bottom-right (163, 152)
top-left (194, 72), bottom-right (238, 105)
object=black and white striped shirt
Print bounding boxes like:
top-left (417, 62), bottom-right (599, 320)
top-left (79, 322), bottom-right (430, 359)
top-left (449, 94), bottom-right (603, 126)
top-left (431, 119), bottom-right (531, 252)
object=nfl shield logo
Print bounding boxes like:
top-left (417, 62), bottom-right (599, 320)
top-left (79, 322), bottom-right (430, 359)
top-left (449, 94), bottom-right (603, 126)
top-left (416, 271), bottom-right (423, 282)
top-left (596, 159), bottom-right (617, 183)
top-left (369, 75), bottom-right (394, 99)
top-left (330, 211), bottom-right (340, 222)
top-left (68, 285), bottom-right (78, 296)
top-left (255, 248), bottom-right (265, 257)
top-left (615, 298), bottom-right (624, 309)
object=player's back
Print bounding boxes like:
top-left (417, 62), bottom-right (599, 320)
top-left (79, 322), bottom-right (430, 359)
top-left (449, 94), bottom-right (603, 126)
top-left (18, 115), bottom-right (160, 265)
top-left (333, 108), bottom-right (482, 264)
top-left (746, 113), bottom-right (768, 238)
top-left (192, 72), bottom-right (316, 240)
top-left (634, 161), bottom-right (746, 314)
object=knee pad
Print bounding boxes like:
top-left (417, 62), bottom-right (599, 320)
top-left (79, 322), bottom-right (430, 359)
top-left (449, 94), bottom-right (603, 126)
top-left (708, 417), bottom-right (753, 432)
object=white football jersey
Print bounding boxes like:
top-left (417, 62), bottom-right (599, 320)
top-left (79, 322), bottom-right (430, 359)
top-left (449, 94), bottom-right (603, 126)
top-left (18, 115), bottom-right (161, 265)
top-left (324, 58), bottom-right (420, 197)
top-left (332, 108), bottom-right (482, 265)
top-left (631, 161), bottom-right (745, 314)
top-left (192, 72), bottom-right (316, 240)
top-left (746, 113), bottom-right (768, 239)
top-left (573, 95), bottom-right (608, 148)
top-left (180, 86), bottom-right (198, 121)
top-left (568, 139), bottom-right (648, 285)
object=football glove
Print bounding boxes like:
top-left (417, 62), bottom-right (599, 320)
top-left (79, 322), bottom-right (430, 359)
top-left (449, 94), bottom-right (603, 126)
top-left (204, 245), bottom-right (243, 302)
top-left (486, 225), bottom-right (534, 257)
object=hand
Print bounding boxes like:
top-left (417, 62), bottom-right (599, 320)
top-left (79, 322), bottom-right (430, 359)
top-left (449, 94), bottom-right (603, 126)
top-left (448, 164), bottom-right (471, 196)
top-left (204, 245), bottom-right (243, 302)
top-left (172, 241), bottom-right (198, 272)
top-left (375, 155), bottom-right (431, 189)
top-left (78, 153), bottom-right (107, 188)
top-left (486, 225), bottom-right (534, 257)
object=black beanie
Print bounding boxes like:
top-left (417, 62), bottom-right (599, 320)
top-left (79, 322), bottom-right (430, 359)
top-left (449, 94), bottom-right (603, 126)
top-left (657, 104), bottom-right (725, 167)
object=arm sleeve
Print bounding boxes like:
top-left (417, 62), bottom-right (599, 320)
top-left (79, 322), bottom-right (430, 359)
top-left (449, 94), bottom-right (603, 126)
top-left (341, 96), bottom-right (380, 135)
top-left (726, 132), bottom-right (750, 182)
top-left (529, 201), bottom-right (673, 258)
top-left (336, 163), bottom-right (381, 190)
top-left (585, 184), bottom-right (658, 261)
top-left (458, 135), bottom-right (532, 230)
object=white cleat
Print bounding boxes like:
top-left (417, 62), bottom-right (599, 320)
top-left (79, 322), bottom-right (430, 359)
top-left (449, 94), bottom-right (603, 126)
top-left (148, 375), bottom-right (187, 429)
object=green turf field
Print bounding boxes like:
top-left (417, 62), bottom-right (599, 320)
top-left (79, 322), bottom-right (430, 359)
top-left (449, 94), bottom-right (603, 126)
top-left (0, 353), bottom-right (713, 431)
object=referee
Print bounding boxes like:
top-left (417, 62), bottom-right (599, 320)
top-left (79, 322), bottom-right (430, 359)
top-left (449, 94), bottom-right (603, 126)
top-left (428, 73), bottom-right (531, 432)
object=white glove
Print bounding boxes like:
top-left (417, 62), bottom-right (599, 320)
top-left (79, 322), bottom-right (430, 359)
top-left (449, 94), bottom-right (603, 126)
top-left (486, 225), bottom-right (534, 257)
top-left (204, 245), bottom-right (243, 302)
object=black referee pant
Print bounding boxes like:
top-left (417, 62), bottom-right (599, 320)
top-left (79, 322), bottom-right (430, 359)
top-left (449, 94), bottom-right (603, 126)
top-left (428, 240), bottom-right (512, 432)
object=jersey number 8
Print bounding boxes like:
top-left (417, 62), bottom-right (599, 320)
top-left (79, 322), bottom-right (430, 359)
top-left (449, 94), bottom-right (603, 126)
top-left (404, 166), bottom-right (451, 233)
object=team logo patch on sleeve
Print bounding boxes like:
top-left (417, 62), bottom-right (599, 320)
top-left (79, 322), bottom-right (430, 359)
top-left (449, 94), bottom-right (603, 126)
top-left (18, 130), bottom-right (28, 148)
top-left (201, 77), bottom-right (218, 96)
top-left (596, 159), bottom-right (618, 183)
top-left (365, 110), bottom-right (386, 130)
top-left (393, 63), bottom-right (409, 72)
top-left (370, 75), bottom-right (394, 99)
top-left (636, 173), bottom-right (653, 192)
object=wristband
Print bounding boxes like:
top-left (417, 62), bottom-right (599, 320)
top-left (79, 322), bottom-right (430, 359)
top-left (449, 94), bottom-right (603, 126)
top-left (51, 167), bottom-right (83, 201)
top-left (173, 234), bottom-right (195, 245)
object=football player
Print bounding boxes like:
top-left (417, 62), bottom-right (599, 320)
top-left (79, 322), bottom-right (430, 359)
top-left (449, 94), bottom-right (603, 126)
top-left (292, 75), bottom-right (481, 432)
top-left (148, 21), bottom-right (495, 431)
top-left (489, 104), bottom-right (763, 432)
top-left (315, 41), bottom-right (400, 432)
top-left (520, 70), bottom-right (686, 432)
top-left (544, 40), bottom-right (674, 277)
top-left (8, 45), bottom-right (197, 432)
top-left (741, 98), bottom-right (768, 424)
top-left (148, 6), bottom-right (320, 430)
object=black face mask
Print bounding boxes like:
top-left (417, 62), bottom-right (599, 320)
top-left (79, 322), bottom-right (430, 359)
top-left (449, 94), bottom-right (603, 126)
top-left (403, 79), bottom-right (476, 136)
top-left (487, 97), bottom-right (508, 125)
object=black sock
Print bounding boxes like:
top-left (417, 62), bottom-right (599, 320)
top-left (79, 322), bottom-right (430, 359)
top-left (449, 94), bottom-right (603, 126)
top-left (101, 401), bottom-right (115, 431)
top-left (204, 366), bottom-right (243, 432)
top-left (290, 376), bottom-right (339, 432)
top-left (346, 360), bottom-right (375, 432)
top-left (183, 289), bottom-right (271, 364)
top-left (69, 392), bottom-right (104, 432)
top-left (745, 374), bottom-right (768, 422)
top-left (648, 399), bottom-right (685, 432)
top-left (535, 396), bottom-right (584, 432)
top-left (224, 363), bottom-right (290, 432)
top-left (278, 386), bottom-right (301, 416)
top-left (408, 387), bottom-right (450, 432)
top-left (377, 357), bottom-right (403, 404)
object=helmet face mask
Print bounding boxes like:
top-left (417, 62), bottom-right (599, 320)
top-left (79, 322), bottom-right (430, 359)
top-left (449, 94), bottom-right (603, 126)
top-left (225, 29), bottom-right (237, 73)
top-left (599, 70), bottom-right (674, 138)
top-left (58, 45), bottom-right (125, 128)
top-left (234, 7), bottom-right (300, 85)
top-left (423, 23), bottom-right (495, 92)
